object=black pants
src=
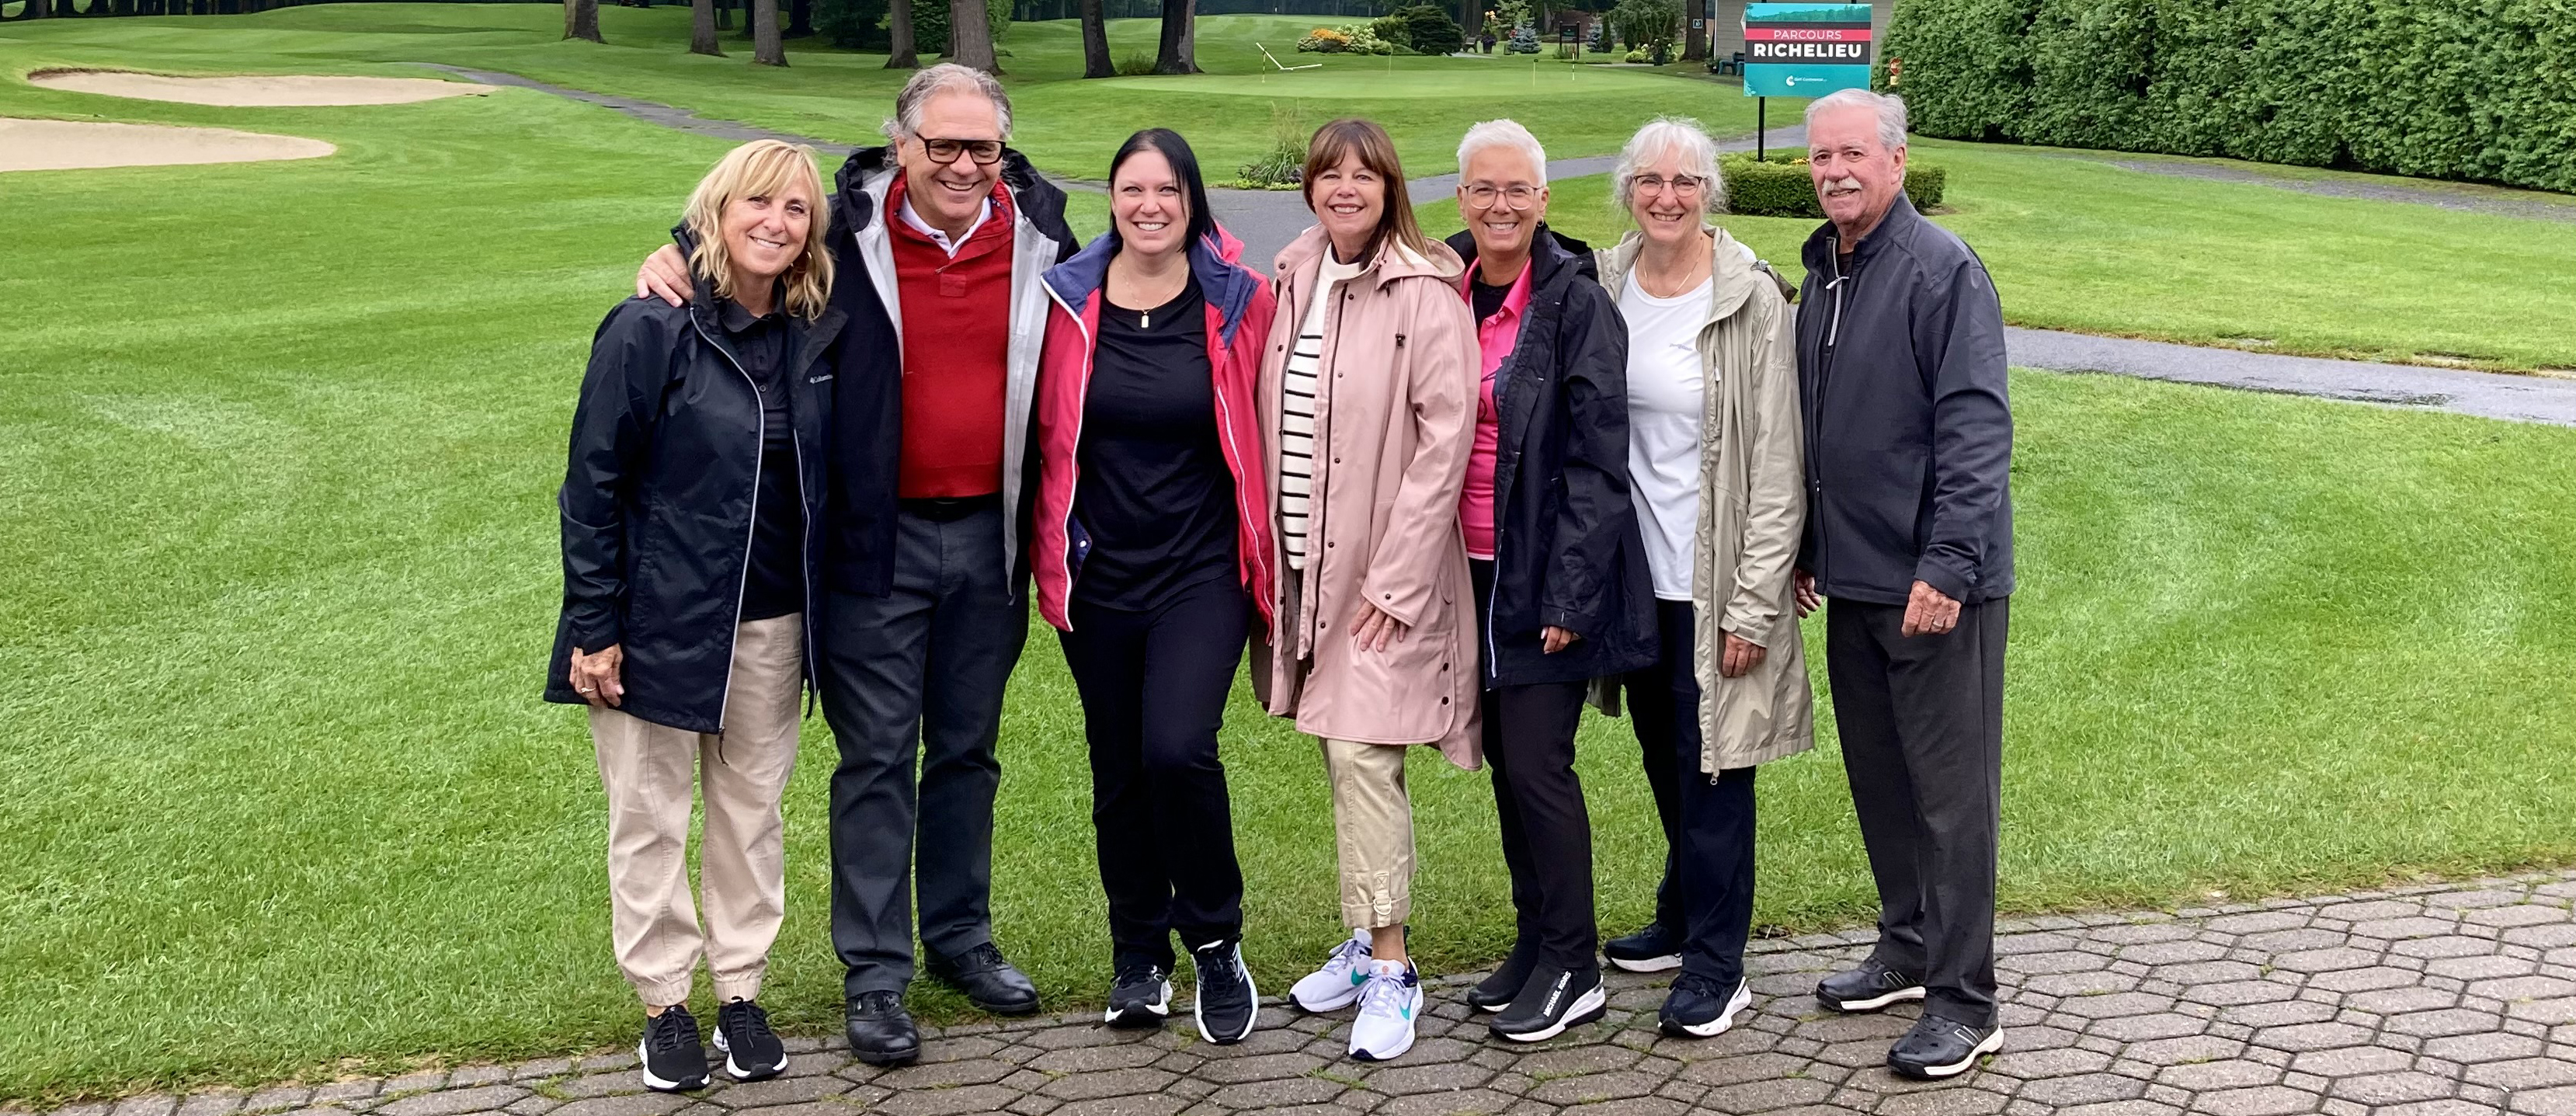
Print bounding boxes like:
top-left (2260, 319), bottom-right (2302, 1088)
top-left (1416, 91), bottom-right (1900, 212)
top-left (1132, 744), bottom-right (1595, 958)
top-left (1472, 560), bottom-right (1597, 972)
top-left (816, 502), bottom-right (1028, 997)
top-left (1057, 576), bottom-right (1250, 970)
top-left (1826, 596), bottom-right (2008, 1028)
top-left (1624, 599), bottom-right (1759, 986)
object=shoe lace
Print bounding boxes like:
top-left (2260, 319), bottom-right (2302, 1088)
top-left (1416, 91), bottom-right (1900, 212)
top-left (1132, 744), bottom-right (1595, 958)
top-left (1114, 960), bottom-right (1166, 990)
top-left (1356, 967), bottom-right (1413, 1017)
top-left (725, 1000), bottom-right (775, 1043)
top-left (855, 989), bottom-right (905, 1014)
top-left (649, 1009), bottom-right (700, 1055)
top-left (1192, 941), bottom-right (1245, 989)
top-left (958, 942), bottom-right (1008, 968)
top-left (1323, 934), bottom-right (1371, 974)
top-left (1670, 971), bottom-right (1727, 999)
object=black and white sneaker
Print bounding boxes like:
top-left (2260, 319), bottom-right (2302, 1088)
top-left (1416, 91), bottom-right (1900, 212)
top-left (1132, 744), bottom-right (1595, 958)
top-left (1104, 961), bottom-right (1173, 1029)
top-left (1887, 1013), bottom-right (2003, 1079)
top-left (1466, 939), bottom-right (1538, 1013)
top-left (1188, 938), bottom-right (1260, 1045)
top-left (712, 999), bottom-right (786, 1081)
top-left (637, 1006), bottom-right (710, 1092)
top-left (1657, 972), bottom-right (1752, 1038)
top-left (1815, 958), bottom-right (1926, 1013)
top-left (1488, 961), bottom-right (1607, 1043)
top-left (1602, 923), bottom-right (1683, 973)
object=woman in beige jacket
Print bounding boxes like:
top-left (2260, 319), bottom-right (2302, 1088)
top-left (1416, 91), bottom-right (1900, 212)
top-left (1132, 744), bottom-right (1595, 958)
top-left (1591, 116), bottom-right (1813, 1041)
top-left (1253, 118), bottom-right (1481, 1062)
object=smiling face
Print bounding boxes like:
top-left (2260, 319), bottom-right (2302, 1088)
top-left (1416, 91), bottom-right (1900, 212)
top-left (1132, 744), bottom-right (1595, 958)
top-left (1111, 148), bottom-right (1188, 259)
top-left (719, 179), bottom-right (815, 285)
top-left (1625, 144), bottom-right (1709, 249)
top-left (1458, 144), bottom-right (1547, 266)
top-left (1307, 149), bottom-right (1387, 262)
top-left (1806, 103), bottom-right (1907, 239)
top-left (897, 89), bottom-right (1004, 235)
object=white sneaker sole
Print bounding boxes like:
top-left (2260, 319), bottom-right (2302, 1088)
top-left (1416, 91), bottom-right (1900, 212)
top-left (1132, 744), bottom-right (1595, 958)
top-left (1664, 980), bottom-right (1754, 1038)
top-left (1497, 983), bottom-right (1608, 1043)
top-left (1828, 985), bottom-right (1927, 1013)
top-left (1194, 966), bottom-right (1260, 1045)
top-left (1348, 988), bottom-right (1424, 1062)
top-left (1293, 977), bottom-right (1366, 1013)
top-left (1607, 953), bottom-right (1683, 974)
top-left (1104, 980), bottom-right (1173, 1027)
top-left (1900, 1027), bottom-right (2004, 1079)
top-left (710, 1025), bottom-right (786, 1081)
top-left (635, 1038), bottom-right (707, 1092)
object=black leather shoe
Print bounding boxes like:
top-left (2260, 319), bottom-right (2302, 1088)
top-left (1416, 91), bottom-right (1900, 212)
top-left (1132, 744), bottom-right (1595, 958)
top-left (1489, 961), bottom-right (1607, 1042)
top-left (1816, 958), bottom-right (1925, 1013)
top-left (845, 989), bottom-right (921, 1066)
top-left (1602, 922), bottom-right (1683, 973)
top-left (926, 941), bottom-right (1041, 1016)
top-left (1888, 1013), bottom-right (2002, 1079)
top-left (1466, 939), bottom-right (1538, 1013)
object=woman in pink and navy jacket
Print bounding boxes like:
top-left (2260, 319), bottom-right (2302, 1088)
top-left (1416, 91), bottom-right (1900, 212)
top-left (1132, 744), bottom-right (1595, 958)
top-left (1031, 127), bottom-right (1278, 1047)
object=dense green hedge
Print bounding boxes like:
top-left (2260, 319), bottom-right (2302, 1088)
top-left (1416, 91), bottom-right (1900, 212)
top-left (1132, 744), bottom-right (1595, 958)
top-left (1880, 0), bottom-right (2576, 193)
top-left (1719, 153), bottom-right (1948, 217)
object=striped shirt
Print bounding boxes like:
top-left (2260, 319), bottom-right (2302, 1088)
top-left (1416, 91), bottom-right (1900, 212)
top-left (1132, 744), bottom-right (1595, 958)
top-left (1281, 256), bottom-right (1364, 570)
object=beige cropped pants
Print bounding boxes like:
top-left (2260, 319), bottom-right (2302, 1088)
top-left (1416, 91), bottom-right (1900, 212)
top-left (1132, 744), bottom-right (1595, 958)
top-left (590, 614), bottom-right (804, 1007)
top-left (1322, 737), bottom-right (1416, 930)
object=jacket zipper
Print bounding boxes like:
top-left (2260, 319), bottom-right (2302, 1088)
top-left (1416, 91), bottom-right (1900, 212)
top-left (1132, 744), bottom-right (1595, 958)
top-left (1810, 238), bottom-right (1855, 596)
top-left (1041, 280), bottom-right (1095, 627)
top-left (691, 314), bottom-right (764, 735)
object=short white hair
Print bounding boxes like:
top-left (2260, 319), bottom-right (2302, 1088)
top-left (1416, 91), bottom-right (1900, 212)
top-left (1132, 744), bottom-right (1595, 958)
top-left (884, 63), bottom-right (1013, 141)
top-left (1803, 89), bottom-right (1907, 153)
top-left (1611, 115), bottom-right (1726, 215)
top-left (1456, 119), bottom-right (1548, 185)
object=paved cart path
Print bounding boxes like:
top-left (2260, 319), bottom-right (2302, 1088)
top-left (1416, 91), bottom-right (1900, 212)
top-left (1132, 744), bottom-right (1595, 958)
top-left (44, 870), bottom-right (2576, 1116)
top-left (424, 64), bottom-right (2576, 429)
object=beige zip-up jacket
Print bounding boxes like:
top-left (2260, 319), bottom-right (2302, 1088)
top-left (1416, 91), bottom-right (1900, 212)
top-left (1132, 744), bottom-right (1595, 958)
top-left (1597, 227), bottom-right (1814, 774)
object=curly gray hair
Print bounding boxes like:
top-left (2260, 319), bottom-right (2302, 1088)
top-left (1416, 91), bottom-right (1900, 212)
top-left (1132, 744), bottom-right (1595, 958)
top-left (1610, 115), bottom-right (1726, 216)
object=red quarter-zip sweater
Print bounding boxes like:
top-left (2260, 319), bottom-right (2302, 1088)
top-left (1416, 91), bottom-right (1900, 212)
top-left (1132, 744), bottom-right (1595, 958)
top-left (887, 175), bottom-right (1016, 499)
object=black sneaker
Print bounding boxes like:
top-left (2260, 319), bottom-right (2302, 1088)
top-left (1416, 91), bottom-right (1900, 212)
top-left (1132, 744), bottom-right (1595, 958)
top-left (1658, 972), bottom-right (1752, 1038)
top-left (1188, 938), bottom-right (1260, 1045)
top-left (713, 999), bottom-right (786, 1081)
top-left (636, 1006), bottom-right (710, 1092)
top-left (1602, 922), bottom-right (1683, 973)
top-left (1815, 958), bottom-right (1926, 1013)
top-left (1104, 960), bottom-right (1173, 1029)
top-left (1488, 961), bottom-right (1607, 1043)
top-left (1467, 939), bottom-right (1538, 1013)
top-left (1888, 1013), bottom-right (2003, 1079)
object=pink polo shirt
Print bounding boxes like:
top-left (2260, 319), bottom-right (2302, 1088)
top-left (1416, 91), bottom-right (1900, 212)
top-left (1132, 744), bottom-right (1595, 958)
top-left (1458, 259), bottom-right (1533, 561)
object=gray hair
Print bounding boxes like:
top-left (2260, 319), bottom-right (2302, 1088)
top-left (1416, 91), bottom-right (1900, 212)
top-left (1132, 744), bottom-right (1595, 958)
top-left (1610, 115), bottom-right (1726, 215)
top-left (884, 63), bottom-right (1013, 141)
top-left (1803, 89), bottom-right (1907, 153)
top-left (1456, 119), bottom-right (1548, 185)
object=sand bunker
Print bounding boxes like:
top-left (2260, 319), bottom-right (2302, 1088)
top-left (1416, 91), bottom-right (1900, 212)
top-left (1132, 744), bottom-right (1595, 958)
top-left (0, 118), bottom-right (335, 172)
top-left (28, 70), bottom-right (485, 107)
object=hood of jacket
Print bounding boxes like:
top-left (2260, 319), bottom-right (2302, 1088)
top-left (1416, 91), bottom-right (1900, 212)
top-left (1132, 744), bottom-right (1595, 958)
top-left (1275, 223), bottom-right (1465, 288)
top-left (1042, 222), bottom-right (1267, 345)
top-left (1441, 224), bottom-right (1598, 296)
top-left (832, 144), bottom-right (1072, 246)
top-left (1597, 224), bottom-right (1777, 326)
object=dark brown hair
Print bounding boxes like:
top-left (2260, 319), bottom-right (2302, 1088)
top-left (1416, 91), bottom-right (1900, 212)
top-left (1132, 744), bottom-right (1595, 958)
top-left (1301, 118), bottom-right (1434, 262)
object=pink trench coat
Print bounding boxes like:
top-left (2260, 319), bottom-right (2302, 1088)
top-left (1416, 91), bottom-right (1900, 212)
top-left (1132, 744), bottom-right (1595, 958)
top-left (1249, 226), bottom-right (1484, 768)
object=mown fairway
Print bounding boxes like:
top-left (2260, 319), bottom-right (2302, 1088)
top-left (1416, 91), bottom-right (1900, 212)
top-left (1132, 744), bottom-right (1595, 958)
top-left (4, 5), bottom-right (2575, 1101)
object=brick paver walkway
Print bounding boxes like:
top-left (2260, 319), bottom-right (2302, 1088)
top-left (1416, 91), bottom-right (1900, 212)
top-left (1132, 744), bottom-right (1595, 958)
top-left (56, 871), bottom-right (2576, 1116)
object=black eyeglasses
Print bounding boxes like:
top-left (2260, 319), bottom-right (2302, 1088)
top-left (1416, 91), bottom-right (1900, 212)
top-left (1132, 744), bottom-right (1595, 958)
top-left (919, 137), bottom-right (1004, 165)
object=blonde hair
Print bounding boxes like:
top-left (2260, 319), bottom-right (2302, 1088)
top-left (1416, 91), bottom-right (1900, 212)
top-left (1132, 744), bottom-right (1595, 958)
top-left (683, 140), bottom-right (835, 320)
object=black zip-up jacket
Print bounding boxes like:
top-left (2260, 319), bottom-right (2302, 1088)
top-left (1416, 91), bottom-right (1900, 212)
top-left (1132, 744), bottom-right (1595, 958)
top-left (820, 145), bottom-right (1079, 597)
top-left (1795, 194), bottom-right (2015, 607)
top-left (546, 242), bottom-right (846, 733)
top-left (1446, 227), bottom-right (1658, 687)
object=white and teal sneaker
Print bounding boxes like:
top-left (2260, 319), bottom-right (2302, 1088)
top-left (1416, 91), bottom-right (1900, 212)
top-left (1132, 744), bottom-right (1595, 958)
top-left (1288, 928), bottom-right (1373, 1012)
top-left (1347, 959), bottom-right (1423, 1062)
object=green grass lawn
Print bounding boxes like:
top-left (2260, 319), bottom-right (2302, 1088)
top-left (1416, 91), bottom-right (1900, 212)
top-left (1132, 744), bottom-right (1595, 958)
top-left (5, 5), bottom-right (2576, 1104)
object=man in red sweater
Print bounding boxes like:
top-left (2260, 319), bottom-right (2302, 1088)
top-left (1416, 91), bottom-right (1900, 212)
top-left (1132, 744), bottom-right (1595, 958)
top-left (636, 65), bottom-right (1079, 1066)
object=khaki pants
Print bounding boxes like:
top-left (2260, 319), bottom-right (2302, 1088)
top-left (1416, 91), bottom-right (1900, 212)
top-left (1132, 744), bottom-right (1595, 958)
top-left (592, 614), bottom-right (804, 1007)
top-left (1321, 737), bottom-right (1415, 929)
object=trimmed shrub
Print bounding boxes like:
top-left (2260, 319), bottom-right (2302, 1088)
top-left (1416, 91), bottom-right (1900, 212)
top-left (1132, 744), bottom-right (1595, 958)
top-left (1507, 21), bottom-right (1540, 53)
top-left (1882, 0), bottom-right (2576, 193)
top-left (1114, 50), bottom-right (1156, 74)
top-left (1296, 25), bottom-right (1350, 51)
top-left (1390, 4), bottom-right (1465, 54)
top-left (1719, 153), bottom-right (1949, 217)
top-left (1623, 47), bottom-right (1650, 62)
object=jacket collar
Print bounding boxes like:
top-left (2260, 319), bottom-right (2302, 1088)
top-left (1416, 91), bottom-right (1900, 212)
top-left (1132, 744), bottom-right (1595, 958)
top-left (1602, 224), bottom-right (1763, 325)
top-left (664, 223), bottom-right (846, 348)
top-left (1443, 224), bottom-right (1596, 300)
top-left (1803, 191), bottom-right (1922, 276)
top-left (1275, 224), bottom-right (1465, 288)
top-left (833, 144), bottom-right (1068, 242)
top-left (1042, 223), bottom-right (1264, 345)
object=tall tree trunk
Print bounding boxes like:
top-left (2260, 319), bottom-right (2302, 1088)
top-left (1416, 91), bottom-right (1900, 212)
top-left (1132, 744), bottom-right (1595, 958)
top-left (1152, 0), bottom-right (1196, 74)
top-left (1683, 0), bottom-right (1705, 58)
top-left (786, 0), bottom-right (809, 36)
top-left (19, 0), bottom-right (47, 20)
top-left (715, 0), bottom-right (731, 31)
top-left (947, 0), bottom-right (995, 70)
top-left (1078, 0), bottom-right (1111, 76)
top-left (690, 0), bottom-right (724, 54)
top-left (751, 0), bottom-right (786, 63)
top-left (1456, 0), bottom-right (1477, 43)
top-left (564, 0), bottom-right (603, 41)
top-left (885, 0), bottom-right (918, 66)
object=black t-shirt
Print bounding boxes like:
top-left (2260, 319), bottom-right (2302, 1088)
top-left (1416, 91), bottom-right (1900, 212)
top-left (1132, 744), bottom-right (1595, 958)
top-left (720, 296), bottom-right (805, 623)
top-left (1072, 276), bottom-right (1239, 610)
top-left (1470, 275), bottom-right (1514, 323)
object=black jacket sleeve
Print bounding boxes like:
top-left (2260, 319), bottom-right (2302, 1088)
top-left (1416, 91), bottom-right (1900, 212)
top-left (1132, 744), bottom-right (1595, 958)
top-left (1910, 255), bottom-right (2011, 601)
top-left (558, 301), bottom-right (673, 652)
top-left (1540, 283), bottom-right (1634, 638)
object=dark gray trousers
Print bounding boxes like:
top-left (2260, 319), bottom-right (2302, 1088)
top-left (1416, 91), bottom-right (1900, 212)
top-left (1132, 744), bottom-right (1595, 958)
top-left (818, 504), bottom-right (1028, 998)
top-left (1825, 596), bottom-right (2008, 1028)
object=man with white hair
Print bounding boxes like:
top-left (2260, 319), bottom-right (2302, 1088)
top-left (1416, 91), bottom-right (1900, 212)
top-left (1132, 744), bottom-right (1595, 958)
top-left (634, 63), bottom-right (1081, 1066)
top-left (1789, 87), bottom-right (2014, 1081)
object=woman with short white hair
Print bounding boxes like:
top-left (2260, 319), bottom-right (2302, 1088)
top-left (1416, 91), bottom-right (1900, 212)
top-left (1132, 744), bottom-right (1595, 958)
top-left (1592, 116), bottom-right (1813, 1040)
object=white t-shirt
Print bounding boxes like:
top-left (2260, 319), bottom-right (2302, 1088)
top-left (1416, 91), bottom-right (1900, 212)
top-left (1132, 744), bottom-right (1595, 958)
top-left (1620, 275), bottom-right (1712, 601)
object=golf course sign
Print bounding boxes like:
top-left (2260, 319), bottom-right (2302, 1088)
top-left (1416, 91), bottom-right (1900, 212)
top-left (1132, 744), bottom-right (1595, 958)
top-left (1743, 2), bottom-right (1873, 98)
